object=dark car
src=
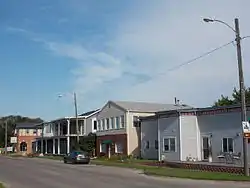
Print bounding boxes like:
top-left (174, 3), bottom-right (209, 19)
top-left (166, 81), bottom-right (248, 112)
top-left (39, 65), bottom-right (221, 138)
top-left (63, 151), bottom-right (90, 164)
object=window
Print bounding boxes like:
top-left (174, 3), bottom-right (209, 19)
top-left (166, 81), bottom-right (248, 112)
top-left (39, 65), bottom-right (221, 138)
top-left (222, 138), bottom-right (234, 153)
top-left (115, 142), bottom-right (123, 153)
top-left (93, 120), bottom-right (97, 130)
top-left (115, 117), bottom-right (120, 129)
top-left (26, 129), bottom-right (30, 134)
top-left (145, 141), bottom-right (149, 149)
top-left (133, 116), bottom-right (141, 127)
top-left (33, 129), bottom-right (37, 135)
top-left (97, 120), bottom-right (101, 131)
top-left (106, 118), bottom-right (110, 130)
top-left (102, 119), bottom-right (105, 130)
top-left (155, 140), bottom-right (159, 150)
top-left (120, 115), bottom-right (125, 128)
top-left (100, 143), bottom-right (106, 153)
top-left (110, 117), bottom-right (114, 129)
top-left (163, 137), bottom-right (176, 152)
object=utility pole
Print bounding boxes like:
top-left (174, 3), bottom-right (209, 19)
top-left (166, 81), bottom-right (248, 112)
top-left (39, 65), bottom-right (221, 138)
top-left (74, 92), bottom-right (80, 149)
top-left (5, 120), bottom-right (8, 155)
top-left (235, 18), bottom-right (249, 176)
top-left (203, 17), bottom-right (249, 176)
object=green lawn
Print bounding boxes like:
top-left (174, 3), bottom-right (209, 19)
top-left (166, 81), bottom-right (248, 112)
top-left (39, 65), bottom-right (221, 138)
top-left (0, 182), bottom-right (5, 188)
top-left (32, 156), bottom-right (250, 181)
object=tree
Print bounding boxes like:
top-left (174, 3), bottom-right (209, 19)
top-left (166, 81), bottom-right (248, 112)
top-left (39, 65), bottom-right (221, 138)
top-left (0, 115), bottom-right (43, 147)
top-left (214, 87), bottom-right (250, 107)
top-left (78, 133), bottom-right (97, 156)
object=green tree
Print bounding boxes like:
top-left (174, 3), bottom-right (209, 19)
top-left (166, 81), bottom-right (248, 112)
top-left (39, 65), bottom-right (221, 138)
top-left (0, 116), bottom-right (43, 147)
top-left (214, 87), bottom-right (250, 107)
top-left (79, 133), bottom-right (96, 156)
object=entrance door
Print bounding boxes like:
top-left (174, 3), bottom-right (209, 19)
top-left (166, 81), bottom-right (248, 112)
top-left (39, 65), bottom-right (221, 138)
top-left (202, 136), bottom-right (210, 161)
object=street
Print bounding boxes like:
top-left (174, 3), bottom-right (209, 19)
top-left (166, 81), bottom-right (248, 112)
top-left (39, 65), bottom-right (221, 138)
top-left (0, 156), bottom-right (249, 188)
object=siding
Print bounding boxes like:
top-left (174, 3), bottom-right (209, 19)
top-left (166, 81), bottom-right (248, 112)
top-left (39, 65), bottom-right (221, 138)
top-left (86, 116), bottom-right (97, 135)
top-left (159, 116), bottom-right (180, 161)
top-left (96, 102), bottom-right (126, 136)
top-left (198, 111), bottom-right (250, 162)
top-left (180, 115), bottom-right (200, 161)
top-left (141, 118), bottom-right (158, 159)
top-left (127, 112), bottom-right (155, 156)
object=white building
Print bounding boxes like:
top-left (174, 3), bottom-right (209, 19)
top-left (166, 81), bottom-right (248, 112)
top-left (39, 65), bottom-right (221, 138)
top-left (34, 109), bottom-right (99, 154)
top-left (141, 105), bottom-right (250, 162)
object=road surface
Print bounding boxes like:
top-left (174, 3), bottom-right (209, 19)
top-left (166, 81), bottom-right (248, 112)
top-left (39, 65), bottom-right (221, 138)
top-left (0, 156), bottom-right (249, 188)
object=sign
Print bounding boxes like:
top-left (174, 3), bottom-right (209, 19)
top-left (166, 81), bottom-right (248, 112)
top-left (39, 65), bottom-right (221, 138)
top-left (10, 137), bottom-right (17, 144)
top-left (242, 121), bottom-right (250, 133)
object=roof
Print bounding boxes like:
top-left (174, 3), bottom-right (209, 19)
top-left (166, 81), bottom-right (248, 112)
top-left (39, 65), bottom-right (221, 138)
top-left (111, 100), bottom-right (192, 113)
top-left (79, 109), bottom-right (100, 117)
top-left (15, 122), bottom-right (38, 129)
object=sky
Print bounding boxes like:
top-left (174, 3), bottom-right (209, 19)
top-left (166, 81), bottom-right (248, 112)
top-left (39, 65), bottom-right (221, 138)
top-left (0, 0), bottom-right (250, 121)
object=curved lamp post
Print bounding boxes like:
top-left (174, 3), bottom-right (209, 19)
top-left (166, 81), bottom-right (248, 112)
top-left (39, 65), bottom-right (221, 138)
top-left (203, 18), bottom-right (249, 176)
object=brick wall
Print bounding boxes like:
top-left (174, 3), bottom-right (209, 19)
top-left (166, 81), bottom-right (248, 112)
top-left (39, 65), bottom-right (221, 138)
top-left (96, 134), bottom-right (127, 156)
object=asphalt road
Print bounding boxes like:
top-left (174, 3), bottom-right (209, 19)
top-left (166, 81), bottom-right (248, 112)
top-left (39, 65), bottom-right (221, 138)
top-left (0, 156), bottom-right (249, 188)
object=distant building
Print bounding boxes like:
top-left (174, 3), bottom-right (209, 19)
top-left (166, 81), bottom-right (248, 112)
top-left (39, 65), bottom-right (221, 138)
top-left (14, 123), bottom-right (42, 154)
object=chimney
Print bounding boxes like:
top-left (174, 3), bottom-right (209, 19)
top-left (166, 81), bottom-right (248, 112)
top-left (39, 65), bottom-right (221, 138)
top-left (174, 97), bottom-right (177, 105)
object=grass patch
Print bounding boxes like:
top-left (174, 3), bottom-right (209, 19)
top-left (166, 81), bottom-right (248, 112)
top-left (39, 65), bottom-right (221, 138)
top-left (0, 182), bottom-right (5, 188)
top-left (144, 168), bottom-right (250, 181)
top-left (36, 155), bottom-right (63, 160)
top-left (91, 159), bottom-right (250, 181)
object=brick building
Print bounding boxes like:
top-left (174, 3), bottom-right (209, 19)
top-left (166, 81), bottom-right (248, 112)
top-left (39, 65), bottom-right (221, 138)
top-left (15, 123), bottom-right (42, 154)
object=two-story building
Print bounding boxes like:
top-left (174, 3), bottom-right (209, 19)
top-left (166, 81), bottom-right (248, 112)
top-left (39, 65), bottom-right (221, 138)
top-left (95, 100), bottom-right (191, 157)
top-left (15, 122), bottom-right (42, 154)
top-left (34, 109), bottom-right (99, 155)
top-left (140, 105), bottom-right (250, 163)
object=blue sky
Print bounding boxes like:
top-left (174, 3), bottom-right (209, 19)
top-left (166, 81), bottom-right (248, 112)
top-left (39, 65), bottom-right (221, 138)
top-left (1, 0), bottom-right (250, 120)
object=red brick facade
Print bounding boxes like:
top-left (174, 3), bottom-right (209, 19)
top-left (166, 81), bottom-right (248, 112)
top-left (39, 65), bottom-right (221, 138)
top-left (17, 135), bottom-right (37, 154)
top-left (96, 134), bottom-right (128, 156)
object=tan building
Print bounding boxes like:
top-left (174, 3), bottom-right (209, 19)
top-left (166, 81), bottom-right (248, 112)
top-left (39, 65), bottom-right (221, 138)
top-left (96, 100), bottom-right (190, 157)
top-left (15, 123), bottom-right (42, 154)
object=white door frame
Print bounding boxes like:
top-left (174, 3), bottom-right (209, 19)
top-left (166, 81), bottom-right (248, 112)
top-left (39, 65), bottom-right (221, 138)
top-left (201, 135), bottom-right (212, 162)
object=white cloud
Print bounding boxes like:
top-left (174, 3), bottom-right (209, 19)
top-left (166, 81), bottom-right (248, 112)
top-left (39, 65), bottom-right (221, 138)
top-left (104, 0), bottom-right (250, 106)
top-left (8, 0), bottom-right (250, 110)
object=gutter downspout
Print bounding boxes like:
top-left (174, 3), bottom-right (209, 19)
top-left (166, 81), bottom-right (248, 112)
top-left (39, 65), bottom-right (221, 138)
top-left (157, 114), bottom-right (160, 161)
top-left (126, 110), bottom-right (129, 156)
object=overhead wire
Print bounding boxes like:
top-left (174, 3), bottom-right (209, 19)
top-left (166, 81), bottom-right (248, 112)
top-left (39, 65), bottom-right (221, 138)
top-left (159, 40), bottom-right (235, 75)
top-left (158, 36), bottom-right (250, 75)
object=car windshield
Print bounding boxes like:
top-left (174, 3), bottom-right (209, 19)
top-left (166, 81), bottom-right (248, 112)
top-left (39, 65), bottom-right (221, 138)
top-left (74, 151), bottom-right (87, 155)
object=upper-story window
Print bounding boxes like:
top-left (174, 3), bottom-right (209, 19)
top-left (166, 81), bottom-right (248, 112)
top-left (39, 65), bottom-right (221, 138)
top-left (102, 119), bottom-right (105, 130)
top-left (110, 117), bottom-right (114, 129)
top-left (26, 129), bottom-right (29, 134)
top-left (115, 117), bottom-right (120, 129)
top-left (106, 118), bottom-right (110, 130)
top-left (120, 115), bottom-right (125, 128)
top-left (97, 120), bottom-right (101, 131)
top-left (93, 120), bottom-right (97, 130)
top-left (33, 129), bottom-right (37, 135)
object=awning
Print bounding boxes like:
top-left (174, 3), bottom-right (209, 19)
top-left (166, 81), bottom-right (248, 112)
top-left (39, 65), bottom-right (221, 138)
top-left (102, 140), bottom-right (112, 144)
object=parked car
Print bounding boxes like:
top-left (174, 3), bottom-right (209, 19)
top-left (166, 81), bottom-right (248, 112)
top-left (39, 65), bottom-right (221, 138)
top-left (63, 151), bottom-right (90, 164)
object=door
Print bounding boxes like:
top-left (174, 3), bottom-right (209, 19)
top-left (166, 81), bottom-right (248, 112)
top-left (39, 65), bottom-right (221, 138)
top-left (202, 136), bottom-right (210, 160)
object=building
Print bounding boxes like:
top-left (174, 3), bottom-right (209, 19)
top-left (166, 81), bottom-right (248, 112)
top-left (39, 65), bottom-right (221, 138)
top-left (15, 122), bottom-right (42, 154)
top-left (34, 109), bottom-right (99, 155)
top-left (95, 100), bottom-right (190, 157)
top-left (140, 105), bottom-right (250, 162)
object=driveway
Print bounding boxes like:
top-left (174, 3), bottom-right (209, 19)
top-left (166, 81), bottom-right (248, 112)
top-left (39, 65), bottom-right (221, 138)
top-left (0, 156), bottom-right (249, 188)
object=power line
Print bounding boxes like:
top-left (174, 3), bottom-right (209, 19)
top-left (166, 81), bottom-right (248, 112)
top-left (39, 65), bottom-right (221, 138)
top-left (160, 40), bottom-right (235, 74)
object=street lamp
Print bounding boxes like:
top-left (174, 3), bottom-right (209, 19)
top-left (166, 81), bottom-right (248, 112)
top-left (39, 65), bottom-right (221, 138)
top-left (203, 17), bottom-right (249, 176)
top-left (58, 92), bottom-right (80, 150)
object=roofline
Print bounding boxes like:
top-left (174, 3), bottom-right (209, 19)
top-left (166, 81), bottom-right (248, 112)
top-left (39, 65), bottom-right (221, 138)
top-left (156, 104), bottom-right (250, 115)
top-left (85, 109), bottom-right (101, 118)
